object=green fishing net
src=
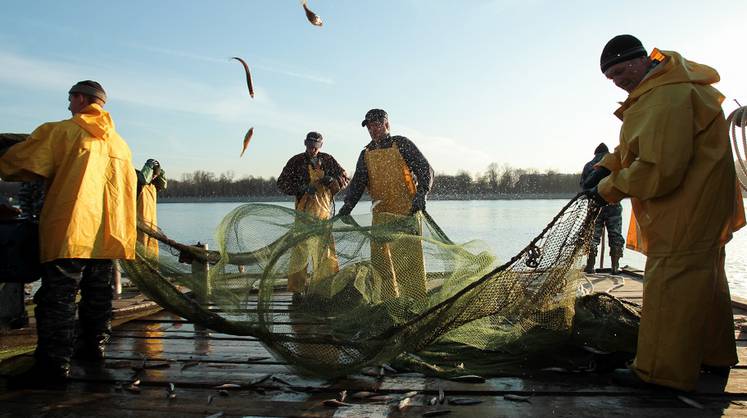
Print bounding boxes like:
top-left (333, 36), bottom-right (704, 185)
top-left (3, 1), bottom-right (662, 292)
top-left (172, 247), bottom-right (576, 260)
top-left (122, 194), bottom-right (639, 377)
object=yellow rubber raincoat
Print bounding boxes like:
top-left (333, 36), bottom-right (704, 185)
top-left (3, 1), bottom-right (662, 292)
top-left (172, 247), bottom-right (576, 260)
top-left (598, 50), bottom-right (746, 391)
top-left (287, 163), bottom-right (340, 293)
top-left (365, 146), bottom-right (427, 303)
top-left (137, 183), bottom-right (160, 258)
top-left (0, 104), bottom-right (137, 263)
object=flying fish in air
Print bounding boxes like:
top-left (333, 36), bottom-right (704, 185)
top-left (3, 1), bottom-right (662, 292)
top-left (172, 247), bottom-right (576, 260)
top-left (231, 57), bottom-right (255, 98)
top-left (301, 0), bottom-right (323, 27)
top-left (240, 127), bottom-right (254, 158)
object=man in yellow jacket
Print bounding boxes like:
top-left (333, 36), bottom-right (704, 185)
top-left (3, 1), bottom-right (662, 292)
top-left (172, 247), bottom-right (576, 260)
top-left (591, 35), bottom-right (745, 391)
top-left (0, 81), bottom-right (137, 383)
top-left (137, 158), bottom-right (167, 258)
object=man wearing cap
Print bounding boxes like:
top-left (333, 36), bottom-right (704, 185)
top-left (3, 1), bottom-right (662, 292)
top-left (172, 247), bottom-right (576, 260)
top-left (579, 142), bottom-right (624, 274)
top-left (277, 132), bottom-right (349, 299)
top-left (136, 158), bottom-right (168, 258)
top-left (338, 109), bottom-right (433, 305)
top-left (0, 80), bottom-right (137, 384)
top-left (592, 35), bottom-right (745, 391)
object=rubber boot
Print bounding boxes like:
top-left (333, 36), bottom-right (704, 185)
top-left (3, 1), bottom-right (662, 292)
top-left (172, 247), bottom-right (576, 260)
top-left (584, 254), bottom-right (596, 274)
top-left (611, 256), bottom-right (621, 275)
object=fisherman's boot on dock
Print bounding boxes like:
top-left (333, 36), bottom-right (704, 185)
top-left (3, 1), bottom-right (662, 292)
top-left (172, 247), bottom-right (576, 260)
top-left (73, 333), bottom-right (109, 362)
top-left (610, 247), bottom-right (622, 275)
top-left (584, 254), bottom-right (596, 274)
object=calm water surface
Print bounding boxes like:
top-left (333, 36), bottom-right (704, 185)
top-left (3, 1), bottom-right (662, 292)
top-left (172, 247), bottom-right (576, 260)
top-left (157, 200), bottom-right (747, 298)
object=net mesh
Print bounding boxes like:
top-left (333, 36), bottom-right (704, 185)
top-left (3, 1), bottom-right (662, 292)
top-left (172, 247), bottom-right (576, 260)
top-left (121, 193), bottom-right (639, 377)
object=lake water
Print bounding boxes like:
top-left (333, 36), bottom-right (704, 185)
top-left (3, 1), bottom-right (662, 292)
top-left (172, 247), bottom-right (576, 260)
top-left (156, 199), bottom-right (747, 298)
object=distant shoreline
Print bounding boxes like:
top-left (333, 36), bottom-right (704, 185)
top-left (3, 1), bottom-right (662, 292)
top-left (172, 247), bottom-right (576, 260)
top-left (159, 193), bottom-right (577, 204)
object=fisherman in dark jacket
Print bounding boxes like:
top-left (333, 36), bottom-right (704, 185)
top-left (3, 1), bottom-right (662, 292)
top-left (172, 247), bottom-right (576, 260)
top-left (580, 142), bottom-right (625, 274)
top-left (338, 109), bottom-right (433, 305)
top-left (277, 132), bottom-right (349, 299)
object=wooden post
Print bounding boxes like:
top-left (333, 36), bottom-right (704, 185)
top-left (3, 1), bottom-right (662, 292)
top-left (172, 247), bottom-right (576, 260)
top-left (113, 260), bottom-right (122, 298)
top-left (191, 242), bottom-right (210, 304)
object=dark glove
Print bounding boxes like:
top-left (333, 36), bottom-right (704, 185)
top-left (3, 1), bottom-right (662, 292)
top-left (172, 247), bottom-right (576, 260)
top-left (410, 193), bottom-right (426, 215)
top-left (585, 187), bottom-right (608, 207)
top-left (582, 167), bottom-right (611, 189)
top-left (320, 175), bottom-right (334, 186)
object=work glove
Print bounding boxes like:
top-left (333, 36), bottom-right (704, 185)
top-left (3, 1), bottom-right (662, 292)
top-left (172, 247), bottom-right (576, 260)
top-left (320, 175), bottom-right (334, 186)
top-left (582, 167), bottom-right (611, 190)
top-left (410, 193), bottom-right (426, 215)
top-left (584, 187), bottom-right (608, 207)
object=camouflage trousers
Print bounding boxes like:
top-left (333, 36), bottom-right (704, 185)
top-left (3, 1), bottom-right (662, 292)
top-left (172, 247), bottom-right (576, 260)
top-left (590, 204), bottom-right (625, 258)
top-left (34, 259), bottom-right (114, 365)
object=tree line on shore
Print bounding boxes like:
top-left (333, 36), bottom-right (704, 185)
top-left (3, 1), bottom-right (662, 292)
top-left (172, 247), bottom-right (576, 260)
top-left (160, 164), bottom-right (583, 198)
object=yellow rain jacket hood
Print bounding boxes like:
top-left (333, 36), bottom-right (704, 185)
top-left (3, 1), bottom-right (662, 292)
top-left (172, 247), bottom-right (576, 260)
top-left (0, 104), bottom-right (137, 262)
top-left (598, 50), bottom-right (745, 256)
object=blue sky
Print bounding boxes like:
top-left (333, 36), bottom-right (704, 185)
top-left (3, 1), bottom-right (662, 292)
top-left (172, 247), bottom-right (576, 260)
top-left (1, 1), bottom-right (745, 180)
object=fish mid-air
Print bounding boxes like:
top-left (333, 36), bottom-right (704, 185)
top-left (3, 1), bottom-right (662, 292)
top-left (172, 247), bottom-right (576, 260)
top-left (240, 127), bottom-right (254, 157)
top-left (301, 0), bottom-right (323, 27)
top-left (231, 56), bottom-right (254, 98)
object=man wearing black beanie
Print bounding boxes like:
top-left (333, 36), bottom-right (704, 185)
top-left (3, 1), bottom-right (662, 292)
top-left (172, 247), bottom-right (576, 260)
top-left (591, 35), bottom-right (746, 391)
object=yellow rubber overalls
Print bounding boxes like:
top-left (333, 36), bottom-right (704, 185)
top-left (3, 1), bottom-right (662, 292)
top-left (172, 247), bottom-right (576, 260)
top-left (365, 145), bottom-right (427, 303)
top-left (136, 183), bottom-right (159, 258)
top-left (287, 162), bottom-right (339, 293)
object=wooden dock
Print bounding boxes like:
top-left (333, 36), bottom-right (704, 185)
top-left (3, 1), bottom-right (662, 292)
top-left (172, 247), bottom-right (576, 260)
top-left (2, 272), bottom-right (747, 417)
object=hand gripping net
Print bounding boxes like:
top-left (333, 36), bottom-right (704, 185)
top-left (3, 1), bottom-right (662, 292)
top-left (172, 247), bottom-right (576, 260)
top-left (121, 194), bottom-right (634, 377)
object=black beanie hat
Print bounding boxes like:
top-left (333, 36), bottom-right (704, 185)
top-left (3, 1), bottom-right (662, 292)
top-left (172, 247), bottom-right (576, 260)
top-left (594, 142), bottom-right (609, 155)
top-left (600, 35), bottom-right (647, 73)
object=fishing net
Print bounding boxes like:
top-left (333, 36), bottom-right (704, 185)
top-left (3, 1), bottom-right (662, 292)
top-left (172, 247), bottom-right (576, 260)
top-left (122, 193), bottom-right (639, 377)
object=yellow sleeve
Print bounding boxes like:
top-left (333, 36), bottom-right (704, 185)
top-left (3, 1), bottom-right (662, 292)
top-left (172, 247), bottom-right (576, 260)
top-left (600, 89), bottom-right (694, 202)
top-left (0, 122), bottom-right (57, 182)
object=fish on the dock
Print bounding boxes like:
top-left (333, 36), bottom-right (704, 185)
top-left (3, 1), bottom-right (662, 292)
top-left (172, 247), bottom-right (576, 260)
top-left (503, 394), bottom-right (531, 403)
top-left (271, 375), bottom-right (292, 386)
top-left (677, 395), bottom-right (704, 409)
top-left (438, 388), bottom-right (445, 404)
top-left (213, 383), bottom-right (241, 389)
top-left (181, 361), bottom-right (199, 371)
top-left (382, 363), bottom-right (398, 373)
top-left (248, 374), bottom-right (272, 386)
top-left (207, 395), bottom-right (214, 405)
top-left (351, 391), bottom-right (375, 399)
top-left (540, 367), bottom-right (568, 373)
top-left (423, 410), bottom-right (452, 417)
top-left (231, 57), bottom-right (254, 98)
top-left (448, 398), bottom-right (482, 406)
top-left (429, 396), bottom-right (438, 405)
top-left (301, 0), bottom-right (323, 26)
top-left (322, 399), bottom-right (352, 407)
top-left (582, 345), bottom-right (610, 355)
top-left (240, 127), bottom-right (254, 158)
top-left (449, 374), bottom-right (486, 383)
top-left (131, 379), bottom-right (141, 386)
top-left (144, 361), bottom-right (171, 369)
top-left (338, 390), bottom-right (347, 402)
top-left (168, 382), bottom-right (175, 393)
top-left (398, 396), bottom-right (412, 411)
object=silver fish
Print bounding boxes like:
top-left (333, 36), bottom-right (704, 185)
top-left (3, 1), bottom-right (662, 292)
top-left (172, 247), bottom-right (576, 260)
top-left (677, 395), bottom-right (704, 409)
top-left (503, 394), bottom-right (531, 403)
top-left (213, 383), bottom-right (241, 389)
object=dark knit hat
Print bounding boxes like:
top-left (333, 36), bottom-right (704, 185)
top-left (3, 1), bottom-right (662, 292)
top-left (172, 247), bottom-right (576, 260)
top-left (305, 131), bottom-right (323, 145)
top-left (594, 142), bottom-right (609, 155)
top-left (361, 109), bottom-right (388, 127)
top-left (600, 35), bottom-right (647, 73)
top-left (69, 80), bottom-right (107, 103)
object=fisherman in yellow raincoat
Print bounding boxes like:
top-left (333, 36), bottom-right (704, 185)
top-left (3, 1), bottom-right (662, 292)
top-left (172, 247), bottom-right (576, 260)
top-left (277, 132), bottom-right (349, 302)
top-left (0, 81), bottom-right (137, 384)
top-left (136, 158), bottom-right (167, 258)
top-left (587, 35), bottom-right (746, 391)
top-left (338, 109), bottom-right (433, 306)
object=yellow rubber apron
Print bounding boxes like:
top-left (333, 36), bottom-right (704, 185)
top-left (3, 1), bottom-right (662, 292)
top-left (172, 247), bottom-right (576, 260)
top-left (287, 162), bottom-right (339, 292)
top-left (365, 145), bottom-right (427, 303)
top-left (136, 183), bottom-right (159, 258)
